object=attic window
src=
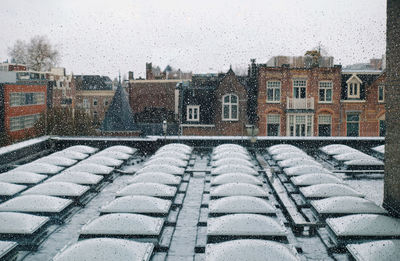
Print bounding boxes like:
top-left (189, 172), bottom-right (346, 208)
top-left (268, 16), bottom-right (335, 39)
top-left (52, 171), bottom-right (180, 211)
top-left (187, 105), bottom-right (200, 121)
top-left (346, 75), bottom-right (362, 99)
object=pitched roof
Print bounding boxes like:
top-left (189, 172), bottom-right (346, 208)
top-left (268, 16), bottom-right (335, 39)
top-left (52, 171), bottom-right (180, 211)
top-left (101, 81), bottom-right (137, 131)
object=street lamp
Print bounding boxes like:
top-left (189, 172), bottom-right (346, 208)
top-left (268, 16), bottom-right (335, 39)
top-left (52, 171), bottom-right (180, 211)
top-left (162, 120), bottom-right (167, 143)
top-left (246, 124), bottom-right (259, 153)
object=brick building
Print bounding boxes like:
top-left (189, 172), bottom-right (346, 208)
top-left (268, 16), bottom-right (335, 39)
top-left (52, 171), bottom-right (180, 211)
top-left (48, 68), bottom-right (75, 109)
top-left (178, 69), bottom-right (250, 136)
top-left (0, 71), bottom-right (48, 141)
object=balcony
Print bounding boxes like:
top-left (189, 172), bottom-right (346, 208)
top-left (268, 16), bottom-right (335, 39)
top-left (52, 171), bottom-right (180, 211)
top-left (286, 97), bottom-right (314, 110)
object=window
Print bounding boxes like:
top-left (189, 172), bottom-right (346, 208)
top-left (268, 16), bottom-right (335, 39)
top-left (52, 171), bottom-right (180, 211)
top-left (266, 114), bottom-right (280, 136)
top-left (347, 113), bottom-right (360, 136)
top-left (187, 105), bottom-right (200, 122)
top-left (346, 75), bottom-right (362, 99)
top-left (93, 99), bottom-right (98, 106)
top-left (318, 114), bottom-right (332, 136)
top-left (319, 81), bottom-right (332, 103)
top-left (83, 98), bottom-right (89, 109)
top-left (222, 94), bottom-right (238, 121)
top-left (378, 85), bottom-right (385, 102)
top-left (10, 92), bottom-right (45, 107)
top-left (104, 99), bottom-right (109, 106)
top-left (293, 80), bottom-right (306, 99)
top-left (266, 81), bottom-right (281, 102)
top-left (9, 114), bottom-right (41, 131)
top-left (287, 114), bottom-right (313, 136)
top-left (379, 115), bottom-right (385, 136)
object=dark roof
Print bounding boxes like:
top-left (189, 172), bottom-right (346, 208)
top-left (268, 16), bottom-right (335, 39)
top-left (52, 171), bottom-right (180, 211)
top-left (74, 75), bottom-right (112, 90)
top-left (341, 73), bottom-right (381, 87)
top-left (101, 81), bottom-right (137, 132)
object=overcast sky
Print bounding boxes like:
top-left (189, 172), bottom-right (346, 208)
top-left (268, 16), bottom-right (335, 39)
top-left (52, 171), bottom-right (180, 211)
top-left (0, 0), bottom-right (386, 78)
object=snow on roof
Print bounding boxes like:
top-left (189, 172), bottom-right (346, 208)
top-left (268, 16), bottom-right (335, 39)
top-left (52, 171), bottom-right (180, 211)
top-left (14, 163), bottom-right (64, 174)
top-left (278, 158), bottom-right (321, 168)
top-left (319, 144), bottom-right (349, 152)
top-left (94, 151), bottom-right (130, 160)
top-left (63, 145), bottom-right (98, 154)
top-left (211, 183), bottom-right (268, 198)
top-left (0, 182), bottom-right (26, 196)
top-left (300, 184), bottom-right (364, 198)
top-left (137, 165), bottom-right (185, 176)
top-left (214, 144), bottom-right (245, 151)
top-left (321, 146), bottom-right (358, 155)
top-left (0, 212), bottom-right (49, 234)
top-left (212, 152), bottom-right (251, 161)
top-left (211, 165), bottom-right (258, 176)
top-left (207, 214), bottom-right (285, 236)
top-left (152, 151), bottom-right (190, 161)
top-left (144, 157), bottom-right (187, 167)
top-left (33, 156), bottom-right (77, 167)
top-left (0, 241), bottom-right (18, 258)
top-left (79, 156), bottom-right (123, 167)
top-left (80, 213), bottom-right (164, 236)
top-left (347, 240), bottom-right (400, 261)
top-left (311, 196), bottom-right (387, 215)
top-left (268, 144), bottom-right (299, 151)
top-left (211, 173), bottom-right (263, 186)
top-left (343, 158), bottom-right (384, 166)
top-left (157, 147), bottom-right (192, 155)
top-left (326, 214), bottom-right (400, 237)
top-left (212, 158), bottom-right (253, 168)
top-left (273, 152), bottom-right (311, 161)
top-left (209, 196), bottom-right (275, 214)
top-left (102, 146), bottom-right (137, 155)
top-left (53, 238), bottom-right (154, 261)
top-left (0, 136), bottom-right (50, 157)
top-left (162, 143), bottom-right (192, 150)
top-left (116, 183), bottom-right (177, 198)
top-left (213, 147), bottom-right (248, 155)
top-left (22, 182), bottom-right (89, 197)
top-left (283, 165), bottom-right (332, 176)
top-left (67, 164), bottom-right (114, 175)
top-left (45, 172), bottom-right (103, 185)
top-left (0, 195), bottom-right (72, 213)
top-left (0, 171), bottom-right (47, 184)
top-left (290, 173), bottom-right (343, 186)
top-left (333, 152), bottom-right (376, 162)
top-left (205, 240), bottom-right (299, 261)
top-left (372, 145), bottom-right (385, 154)
top-left (128, 172), bottom-right (181, 185)
top-left (100, 195), bottom-right (171, 214)
top-left (51, 150), bottom-right (88, 160)
top-left (268, 147), bottom-right (304, 156)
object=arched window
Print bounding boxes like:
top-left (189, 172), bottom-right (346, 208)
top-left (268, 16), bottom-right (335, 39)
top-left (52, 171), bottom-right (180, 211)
top-left (222, 94), bottom-right (238, 121)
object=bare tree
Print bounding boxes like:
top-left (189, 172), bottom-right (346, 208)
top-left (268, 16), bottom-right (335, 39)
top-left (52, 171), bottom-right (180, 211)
top-left (8, 35), bottom-right (59, 71)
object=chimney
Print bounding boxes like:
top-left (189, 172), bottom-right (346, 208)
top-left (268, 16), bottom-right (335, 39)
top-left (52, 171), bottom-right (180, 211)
top-left (128, 71), bottom-right (134, 80)
top-left (146, 63), bottom-right (153, 80)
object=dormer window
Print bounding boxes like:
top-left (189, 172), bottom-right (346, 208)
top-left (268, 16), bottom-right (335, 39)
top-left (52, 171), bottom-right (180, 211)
top-left (222, 94), bottom-right (238, 121)
top-left (346, 74), bottom-right (362, 99)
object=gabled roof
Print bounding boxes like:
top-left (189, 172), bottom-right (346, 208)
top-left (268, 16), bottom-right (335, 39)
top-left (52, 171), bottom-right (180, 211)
top-left (101, 80), bottom-right (137, 132)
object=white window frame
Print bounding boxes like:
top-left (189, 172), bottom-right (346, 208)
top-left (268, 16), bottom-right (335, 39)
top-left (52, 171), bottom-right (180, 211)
top-left (287, 113), bottom-right (314, 137)
top-left (293, 79), bottom-right (307, 99)
top-left (222, 94), bottom-right (239, 121)
top-left (266, 81), bottom-right (281, 103)
top-left (266, 114), bottom-right (280, 136)
top-left (318, 114), bottom-right (332, 136)
top-left (187, 105), bottom-right (200, 122)
top-left (346, 74), bottom-right (362, 99)
top-left (9, 114), bottom-right (41, 131)
top-left (378, 85), bottom-right (385, 102)
top-left (319, 81), bottom-right (333, 103)
top-left (346, 112), bottom-right (360, 137)
top-left (83, 98), bottom-right (89, 109)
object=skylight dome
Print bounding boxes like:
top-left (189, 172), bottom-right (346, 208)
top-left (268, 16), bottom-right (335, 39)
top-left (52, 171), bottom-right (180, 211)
top-left (212, 152), bottom-right (251, 161)
top-left (22, 182), bottom-right (89, 197)
top-left (63, 145), bottom-right (98, 154)
top-left (209, 196), bottom-right (275, 215)
top-left (0, 182), bottom-right (26, 196)
top-left (80, 213), bottom-right (164, 237)
top-left (211, 173), bottom-right (262, 186)
top-left (45, 172), bottom-right (103, 185)
top-left (268, 147), bottom-right (304, 155)
top-left (102, 146), bottom-right (137, 155)
top-left (321, 146), bottom-right (358, 155)
top-left (300, 184), bottom-right (364, 199)
top-left (207, 214), bottom-right (285, 236)
top-left (205, 240), bottom-right (299, 261)
top-left (116, 183), bottom-right (177, 198)
top-left (211, 165), bottom-right (258, 176)
top-left (95, 151), bottom-right (130, 160)
top-left (144, 157), bottom-right (187, 167)
top-left (211, 183), bottom-right (268, 198)
top-left (347, 240), bottom-right (400, 261)
top-left (80, 156), bottom-right (123, 167)
top-left (290, 173), bottom-right (342, 186)
top-left (67, 164), bottom-right (113, 175)
top-left (372, 145), bottom-right (385, 154)
top-left (100, 195), bottom-right (171, 215)
top-left (268, 144), bottom-right (299, 152)
top-left (273, 152), bottom-right (311, 161)
top-left (51, 151), bottom-right (88, 160)
top-left (0, 171), bottom-right (47, 185)
top-left (333, 152), bottom-right (376, 161)
top-left (152, 151), bottom-right (190, 161)
top-left (0, 195), bottom-right (72, 213)
top-left (344, 159), bottom-right (384, 166)
top-left (283, 165), bottom-right (332, 176)
top-left (33, 156), bottom-right (77, 167)
top-left (278, 158), bottom-right (321, 168)
top-left (14, 163), bottom-right (63, 174)
top-left (311, 196), bottom-right (387, 215)
top-left (137, 165), bottom-right (185, 176)
top-left (128, 172), bottom-right (181, 185)
top-left (0, 212), bottom-right (49, 234)
top-left (53, 238), bottom-right (154, 261)
top-left (213, 158), bottom-right (253, 168)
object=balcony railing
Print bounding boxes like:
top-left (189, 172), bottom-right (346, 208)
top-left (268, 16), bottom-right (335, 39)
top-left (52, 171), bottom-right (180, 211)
top-left (286, 97), bottom-right (314, 110)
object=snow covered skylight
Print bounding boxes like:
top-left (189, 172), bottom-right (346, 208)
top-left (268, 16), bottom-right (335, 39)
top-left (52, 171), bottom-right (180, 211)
top-left (22, 182), bottom-right (89, 197)
top-left (300, 184), bottom-right (364, 199)
top-left (0, 182), bottom-right (27, 196)
top-left (13, 163), bottom-right (63, 174)
top-left (152, 151), bottom-right (190, 161)
top-left (128, 172), bottom-right (181, 186)
top-left (63, 145), bottom-right (98, 154)
top-left (0, 212), bottom-right (49, 234)
top-left (347, 240), bottom-right (400, 261)
top-left (100, 195), bottom-right (171, 214)
top-left (283, 165), bottom-right (332, 176)
top-left (45, 172), bottom-right (103, 185)
top-left (0, 171), bottom-right (47, 185)
top-left (116, 183), bottom-right (177, 198)
top-left (272, 152), bottom-right (311, 161)
top-left (80, 156), bottom-right (123, 167)
top-left (211, 173), bottom-right (263, 186)
top-left (53, 238), bottom-right (153, 261)
top-left (102, 145), bottom-right (137, 155)
top-left (211, 165), bottom-right (258, 176)
top-left (209, 196), bottom-right (275, 215)
top-left (212, 158), bottom-right (253, 168)
top-left (278, 158), bottom-right (321, 168)
top-left (144, 157), bottom-right (187, 167)
top-left (210, 183), bottom-right (268, 198)
top-left (33, 156), bottom-right (77, 167)
top-left (311, 196), bottom-right (387, 215)
top-left (0, 195), bottom-right (72, 213)
top-left (212, 151), bottom-right (251, 161)
top-left (51, 151), bottom-right (88, 160)
top-left (94, 151), bottom-right (130, 160)
top-left (290, 173), bottom-right (342, 186)
top-left (67, 164), bottom-right (113, 175)
top-left (137, 165), bottom-right (185, 176)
